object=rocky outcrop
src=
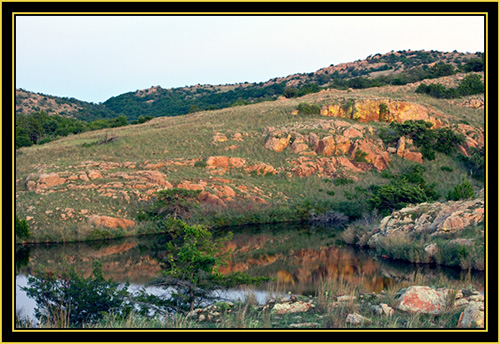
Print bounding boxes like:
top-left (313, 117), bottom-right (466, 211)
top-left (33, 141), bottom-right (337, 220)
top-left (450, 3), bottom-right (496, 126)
top-left (321, 99), bottom-right (444, 128)
top-left (368, 198), bottom-right (484, 247)
top-left (25, 173), bottom-right (66, 193)
top-left (245, 163), bottom-right (277, 176)
top-left (206, 156), bottom-right (246, 169)
top-left (198, 191), bottom-right (226, 207)
top-left (396, 286), bottom-right (450, 314)
top-left (349, 139), bottom-right (390, 171)
top-left (366, 198), bottom-right (485, 269)
top-left (458, 301), bottom-right (484, 328)
top-left (87, 215), bottom-right (135, 229)
top-left (265, 136), bottom-right (290, 152)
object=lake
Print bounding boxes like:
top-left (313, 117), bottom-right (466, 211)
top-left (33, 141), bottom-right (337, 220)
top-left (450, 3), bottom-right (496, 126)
top-left (15, 222), bottom-right (484, 321)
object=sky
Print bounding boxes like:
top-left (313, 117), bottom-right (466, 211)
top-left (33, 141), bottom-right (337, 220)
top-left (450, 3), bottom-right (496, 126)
top-left (15, 15), bottom-right (485, 103)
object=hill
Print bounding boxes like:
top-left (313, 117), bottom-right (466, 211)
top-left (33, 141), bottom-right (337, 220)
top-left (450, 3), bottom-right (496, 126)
top-left (16, 49), bottom-right (483, 122)
top-left (15, 57), bottom-right (485, 247)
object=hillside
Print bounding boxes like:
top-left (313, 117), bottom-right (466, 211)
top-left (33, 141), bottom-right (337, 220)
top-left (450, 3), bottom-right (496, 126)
top-left (15, 63), bottom-right (485, 246)
top-left (16, 50), bottom-right (484, 122)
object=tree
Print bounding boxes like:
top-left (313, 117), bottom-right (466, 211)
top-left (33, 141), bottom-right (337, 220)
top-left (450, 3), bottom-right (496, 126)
top-left (148, 188), bottom-right (202, 221)
top-left (447, 177), bottom-right (475, 201)
top-left (15, 215), bottom-right (30, 241)
top-left (152, 222), bottom-right (268, 312)
top-left (22, 262), bottom-right (132, 326)
top-left (282, 87), bottom-right (299, 98)
top-left (457, 74), bottom-right (484, 96)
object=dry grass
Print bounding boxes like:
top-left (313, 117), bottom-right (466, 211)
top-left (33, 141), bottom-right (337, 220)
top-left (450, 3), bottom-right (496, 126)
top-left (15, 83), bottom-right (484, 242)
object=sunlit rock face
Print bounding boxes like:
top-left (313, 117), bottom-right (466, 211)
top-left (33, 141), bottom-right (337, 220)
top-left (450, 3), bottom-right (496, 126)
top-left (321, 99), bottom-right (444, 128)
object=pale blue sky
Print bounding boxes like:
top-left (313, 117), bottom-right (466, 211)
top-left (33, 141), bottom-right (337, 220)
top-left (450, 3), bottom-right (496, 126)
top-left (16, 15), bottom-right (485, 103)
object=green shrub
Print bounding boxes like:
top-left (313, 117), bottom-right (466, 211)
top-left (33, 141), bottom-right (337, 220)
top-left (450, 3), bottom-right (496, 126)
top-left (148, 188), bottom-right (202, 221)
top-left (282, 87), bottom-right (299, 98)
top-left (333, 178), bottom-right (355, 186)
top-left (369, 166), bottom-right (438, 215)
top-left (447, 177), bottom-right (474, 201)
top-left (151, 222), bottom-right (268, 312)
top-left (296, 102), bottom-right (321, 115)
top-left (354, 150), bottom-right (369, 162)
top-left (456, 74), bottom-right (484, 96)
top-left (194, 160), bottom-right (208, 168)
top-left (386, 120), bottom-right (465, 160)
top-left (415, 73), bottom-right (484, 99)
top-left (369, 179), bottom-right (432, 215)
top-left (459, 146), bottom-right (484, 181)
top-left (22, 261), bottom-right (132, 326)
top-left (15, 215), bottom-right (30, 240)
top-left (378, 102), bottom-right (390, 121)
top-left (433, 127), bottom-right (465, 155)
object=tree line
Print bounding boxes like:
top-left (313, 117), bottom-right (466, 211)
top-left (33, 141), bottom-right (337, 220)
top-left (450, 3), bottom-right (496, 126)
top-left (15, 111), bottom-right (153, 148)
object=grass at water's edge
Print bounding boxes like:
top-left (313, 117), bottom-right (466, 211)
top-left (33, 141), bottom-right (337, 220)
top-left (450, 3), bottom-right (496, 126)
top-left (16, 270), bottom-right (480, 329)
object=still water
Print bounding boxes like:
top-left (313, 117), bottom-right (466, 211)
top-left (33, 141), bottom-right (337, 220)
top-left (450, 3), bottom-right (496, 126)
top-left (15, 222), bottom-right (484, 321)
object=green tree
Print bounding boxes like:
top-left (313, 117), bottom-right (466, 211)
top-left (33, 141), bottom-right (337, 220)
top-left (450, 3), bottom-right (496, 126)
top-left (148, 188), bottom-right (202, 221)
top-left (15, 215), bottom-right (30, 241)
top-left (152, 222), bottom-right (267, 312)
top-left (22, 262), bottom-right (132, 326)
top-left (447, 177), bottom-right (475, 201)
top-left (457, 74), bottom-right (484, 96)
top-left (188, 105), bottom-right (200, 113)
top-left (282, 87), bottom-right (299, 98)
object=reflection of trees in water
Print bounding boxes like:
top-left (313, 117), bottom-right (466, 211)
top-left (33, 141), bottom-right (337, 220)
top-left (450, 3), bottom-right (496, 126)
top-left (16, 235), bottom-right (170, 284)
top-left (15, 223), bottom-right (485, 292)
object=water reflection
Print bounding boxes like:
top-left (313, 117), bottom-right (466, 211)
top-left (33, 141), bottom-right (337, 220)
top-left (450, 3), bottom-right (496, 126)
top-left (16, 222), bottom-right (484, 318)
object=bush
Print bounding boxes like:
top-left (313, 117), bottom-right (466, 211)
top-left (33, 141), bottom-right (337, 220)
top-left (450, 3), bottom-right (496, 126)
top-left (369, 179), bottom-right (432, 215)
top-left (296, 102), bottom-right (321, 115)
top-left (369, 166), bottom-right (438, 215)
top-left (148, 188), bottom-right (202, 221)
top-left (194, 160), bottom-right (208, 168)
top-left (282, 87), bottom-right (299, 98)
top-left (459, 146), bottom-right (484, 181)
top-left (385, 120), bottom-right (465, 160)
top-left (22, 262), bottom-right (132, 326)
top-left (151, 222), bottom-right (268, 312)
top-left (354, 150), bottom-right (369, 162)
top-left (456, 74), bottom-right (484, 96)
top-left (15, 215), bottom-right (30, 240)
top-left (447, 177), bottom-right (474, 201)
top-left (332, 178), bottom-right (355, 186)
top-left (415, 73), bottom-right (484, 99)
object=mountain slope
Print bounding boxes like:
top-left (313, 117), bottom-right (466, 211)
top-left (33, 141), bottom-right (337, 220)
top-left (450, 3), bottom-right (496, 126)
top-left (16, 50), bottom-right (484, 122)
top-left (15, 67), bottom-right (485, 243)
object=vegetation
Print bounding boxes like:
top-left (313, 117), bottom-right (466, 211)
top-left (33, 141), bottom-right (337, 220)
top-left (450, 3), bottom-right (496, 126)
top-left (447, 177), bottom-right (475, 201)
top-left (17, 51), bottom-right (483, 126)
top-left (380, 120), bottom-right (465, 160)
top-left (151, 222), bottom-right (268, 312)
top-left (296, 102), bottom-right (321, 114)
top-left (368, 165), bottom-right (438, 215)
top-left (15, 215), bottom-right (30, 241)
top-left (22, 262), bottom-right (132, 327)
top-left (415, 73), bottom-right (484, 99)
top-left (15, 110), bottom-right (152, 148)
top-left (17, 266), bottom-right (480, 329)
top-left (459, 146), bottom-right (485, 181)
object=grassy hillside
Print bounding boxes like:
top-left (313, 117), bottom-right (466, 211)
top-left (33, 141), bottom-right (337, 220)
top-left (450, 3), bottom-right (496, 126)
top-left (16, 50), bottom-right (483, 122)
top-left (15, 70), bottom-right (485, 243)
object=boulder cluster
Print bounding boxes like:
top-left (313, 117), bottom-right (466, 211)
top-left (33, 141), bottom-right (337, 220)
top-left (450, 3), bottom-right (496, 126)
top-left (184, 285), bottom-right (484, 328)
top-left (366, 198), bottom-right (485, 265)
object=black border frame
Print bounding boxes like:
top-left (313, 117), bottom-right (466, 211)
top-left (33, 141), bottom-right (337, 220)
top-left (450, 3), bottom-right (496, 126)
top-left (3, 2), bottom-right (498, 343)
